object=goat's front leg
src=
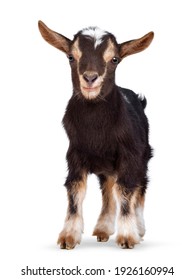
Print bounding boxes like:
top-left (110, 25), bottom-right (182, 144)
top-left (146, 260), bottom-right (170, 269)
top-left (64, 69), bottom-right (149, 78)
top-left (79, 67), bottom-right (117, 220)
top-left (114, 182), bottom-right (144, 249)
top-left (57, 173), bottom-right (87, 250)
top-left (93, 175), bottom-right (116, 242)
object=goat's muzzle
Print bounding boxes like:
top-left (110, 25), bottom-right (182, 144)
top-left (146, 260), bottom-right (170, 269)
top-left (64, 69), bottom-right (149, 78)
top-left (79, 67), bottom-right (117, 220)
top-left (83, 71), bottom-right (98, 86)
top-left (79, 71), bottom-right (104, 100)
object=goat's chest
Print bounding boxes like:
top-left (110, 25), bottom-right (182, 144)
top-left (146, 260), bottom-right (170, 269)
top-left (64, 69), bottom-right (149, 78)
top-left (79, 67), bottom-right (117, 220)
top-left (76, 113), bottom-right (115, 151)
top-left (64, 100), bottom-right (118, 155)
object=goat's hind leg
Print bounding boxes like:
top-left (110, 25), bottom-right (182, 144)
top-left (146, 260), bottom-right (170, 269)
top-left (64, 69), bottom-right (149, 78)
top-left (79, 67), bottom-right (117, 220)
top-left (93, 175), bottom-right (116, 242)
top-left (135, 191), bottom-right (146, 239)
top-left (57, 173), bottom-right (87, 249)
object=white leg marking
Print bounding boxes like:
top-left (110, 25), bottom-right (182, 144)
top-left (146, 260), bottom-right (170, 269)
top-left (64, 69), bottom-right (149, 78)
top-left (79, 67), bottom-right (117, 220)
top-left (94, 212), bottom-right (116, 236)
top-left (117, 215), bottom-right (140, 242)
top-left (58, 176), bottom-right (87, 249)
top-left (135, 205), bottom-right (145, 238)
top-left (58, 215), bottom-right (83, 248)
top-left (113, 184), bottom-right (141, 248)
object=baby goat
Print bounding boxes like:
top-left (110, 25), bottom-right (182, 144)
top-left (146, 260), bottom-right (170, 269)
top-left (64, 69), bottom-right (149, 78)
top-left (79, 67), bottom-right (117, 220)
top-left (38, 21), bottom-right (154, 249)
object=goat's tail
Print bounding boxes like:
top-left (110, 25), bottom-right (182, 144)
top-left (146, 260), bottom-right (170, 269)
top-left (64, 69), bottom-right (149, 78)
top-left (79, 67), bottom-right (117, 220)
top-left (138, 94), bottom-right (147, 109)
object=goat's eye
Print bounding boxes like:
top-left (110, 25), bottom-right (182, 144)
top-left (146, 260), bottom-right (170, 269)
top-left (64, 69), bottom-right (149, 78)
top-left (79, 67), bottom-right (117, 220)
top-left (111, 57), bottom-right (119, 64)
top-left (68, 55), bottom-right (74, 62)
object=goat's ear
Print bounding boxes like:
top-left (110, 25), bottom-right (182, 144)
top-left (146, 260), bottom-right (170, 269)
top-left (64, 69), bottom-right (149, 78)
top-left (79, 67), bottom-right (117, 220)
top-left (38, 21), bottom-right (71, 54)
top-left (119, 32), bottom-right (154, 59)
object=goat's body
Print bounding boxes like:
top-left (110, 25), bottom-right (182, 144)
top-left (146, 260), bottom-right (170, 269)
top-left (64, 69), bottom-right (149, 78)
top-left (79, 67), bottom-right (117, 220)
top-left (64, 86), bottom-right (152, 187)
top-left (38, 21), bottom-right (154, 249)
top-left (61, 85), bottom-right (152, 248)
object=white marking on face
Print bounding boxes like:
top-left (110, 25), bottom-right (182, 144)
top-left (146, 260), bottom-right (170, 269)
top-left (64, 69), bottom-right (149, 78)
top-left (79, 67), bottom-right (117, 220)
top-left (81, 27), bottom-right (108, 48)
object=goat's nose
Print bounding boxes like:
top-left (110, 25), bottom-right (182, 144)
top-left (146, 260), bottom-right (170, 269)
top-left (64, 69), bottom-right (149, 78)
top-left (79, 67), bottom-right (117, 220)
top-left (83, 72), bottom-right (98, 84)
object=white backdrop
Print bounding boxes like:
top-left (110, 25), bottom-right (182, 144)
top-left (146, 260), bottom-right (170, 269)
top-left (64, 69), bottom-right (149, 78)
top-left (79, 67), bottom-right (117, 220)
top-left (0, 0), bottom-right (195, 279)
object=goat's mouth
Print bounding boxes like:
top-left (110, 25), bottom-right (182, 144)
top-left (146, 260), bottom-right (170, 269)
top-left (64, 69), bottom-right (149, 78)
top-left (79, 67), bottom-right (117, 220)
top-left (81, 85), bottom-right (101, 99)
top-left (82, 85), bottom-right (100, 92)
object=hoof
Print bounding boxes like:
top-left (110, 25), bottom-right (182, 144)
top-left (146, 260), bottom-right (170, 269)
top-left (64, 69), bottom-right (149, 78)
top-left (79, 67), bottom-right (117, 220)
top-left (93, 229), bottom-right (109, 242)
top-left (57, 231), bottom-right (81, 250)
top-left (116, 235), bottom-right (139, 249)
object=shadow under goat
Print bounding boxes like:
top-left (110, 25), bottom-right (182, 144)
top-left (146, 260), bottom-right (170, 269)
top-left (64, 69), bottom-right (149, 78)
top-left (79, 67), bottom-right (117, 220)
top-left (38, 21), bottom-right (154, 249)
